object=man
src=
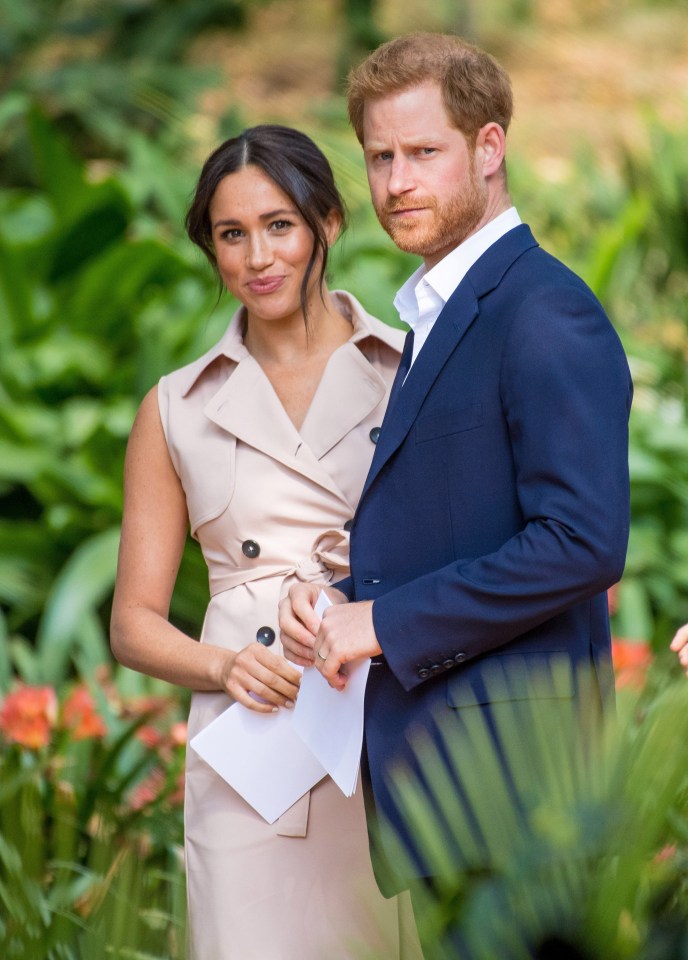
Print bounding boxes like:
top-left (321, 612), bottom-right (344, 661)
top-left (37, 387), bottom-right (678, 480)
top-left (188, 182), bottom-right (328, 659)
top-left (279, 30), bottom-right (631, 912)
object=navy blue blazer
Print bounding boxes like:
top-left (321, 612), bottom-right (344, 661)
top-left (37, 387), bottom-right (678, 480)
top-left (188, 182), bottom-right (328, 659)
top-left (339, 224), bottom-right (632, 889)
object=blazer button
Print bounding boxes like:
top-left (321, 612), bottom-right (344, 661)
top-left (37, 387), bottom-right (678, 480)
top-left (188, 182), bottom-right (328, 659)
top-left (343, 519), bottom-right (353, 532)
top-left (256, 626), bottom-right (276, 646)
top-left (442, 659), bottom-right (455, 670)
top-left (417, 667), bottom-right (430, 680)
top-left (430, 663), bottom-right (442, 675)
top-left (242, 539), bottom-right (260, 559)
top-left (369, 427), bottom-right (381, 444)
top-left (454, 652), bottom-right (467, 663)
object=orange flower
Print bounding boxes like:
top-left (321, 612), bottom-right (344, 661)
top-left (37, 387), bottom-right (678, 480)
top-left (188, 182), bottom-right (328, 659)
top-left (121, 695), bottom-right (170, 721)
top-left (60, 686), bottom-right (107, 741)
top-left (611, 638), bottom-right (653, 690)
top-left (654, 844), bottom-right (678, 864)
top-left (169, 722), bottom-right (187, 747)
top-left (128, 767), bottom-right (166, 812)
top-left (0, 685), bottom-right (58, 749)
top-left (137, 725), bottom-right (164, 749)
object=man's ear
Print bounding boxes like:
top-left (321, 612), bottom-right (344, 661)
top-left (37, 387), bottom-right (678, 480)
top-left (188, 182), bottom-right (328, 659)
top-left (475, 122), bottom-right (506, 178)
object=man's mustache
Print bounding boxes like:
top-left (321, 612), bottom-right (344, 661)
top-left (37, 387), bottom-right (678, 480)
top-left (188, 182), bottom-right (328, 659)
top-left (381, 197), bottom-right (436, 215)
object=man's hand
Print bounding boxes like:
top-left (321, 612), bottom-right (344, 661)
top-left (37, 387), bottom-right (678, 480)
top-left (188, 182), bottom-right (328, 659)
top-left (278, 583), bottom-right (347, 666)
top-left (313, 601), bottom-right (382, 691)
top-left (670, 624), bottom-right (688, 677)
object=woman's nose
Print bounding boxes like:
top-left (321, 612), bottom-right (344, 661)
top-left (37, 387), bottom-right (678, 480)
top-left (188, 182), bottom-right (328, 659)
top-left (246, 234), bottom-right (275, 269)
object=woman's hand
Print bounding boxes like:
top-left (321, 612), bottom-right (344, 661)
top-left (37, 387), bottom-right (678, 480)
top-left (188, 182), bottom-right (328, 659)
top-left (220, 643), bottom-right (302, 713)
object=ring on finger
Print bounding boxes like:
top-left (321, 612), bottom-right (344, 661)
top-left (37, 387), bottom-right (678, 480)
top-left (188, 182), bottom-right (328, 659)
top-left (316, 650), bottom-right (327, 661)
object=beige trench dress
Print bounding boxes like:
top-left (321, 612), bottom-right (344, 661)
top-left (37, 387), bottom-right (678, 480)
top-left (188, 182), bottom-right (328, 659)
top-left (158, 292), bottom-right (421, 960)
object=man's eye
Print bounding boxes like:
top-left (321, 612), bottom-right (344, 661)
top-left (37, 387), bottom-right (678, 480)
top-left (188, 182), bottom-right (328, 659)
top-left (420, 147), bottom-right (436, 155)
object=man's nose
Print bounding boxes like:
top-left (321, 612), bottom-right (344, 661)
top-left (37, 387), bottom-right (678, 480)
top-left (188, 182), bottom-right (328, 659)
top-left (387, 155), bottom-right (415, 196)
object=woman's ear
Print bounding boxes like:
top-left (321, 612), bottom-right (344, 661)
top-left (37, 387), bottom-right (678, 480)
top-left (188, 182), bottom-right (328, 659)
top-left (475, 122), bottom-right (506, 178)
top-left (324, 209), bottom-right (342, 247)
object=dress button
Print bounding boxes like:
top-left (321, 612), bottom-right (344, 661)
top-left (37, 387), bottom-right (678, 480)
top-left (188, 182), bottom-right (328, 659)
top-left (417, 667), bottom-right (430, 680)
top-left (256, 626), bottom-right (276, 646)
top-left (242, 539), bottom-right (260, 559)
top-left (343, 519), bottom-right (353, 532)
top-left (369, 426), bottom-right (381, 444)
top-left (454, 652), bottom-right (467, 663)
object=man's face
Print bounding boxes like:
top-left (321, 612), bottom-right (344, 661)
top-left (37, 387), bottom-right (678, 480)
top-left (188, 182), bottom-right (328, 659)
top-left (362, 81), bottom-right (488, 268)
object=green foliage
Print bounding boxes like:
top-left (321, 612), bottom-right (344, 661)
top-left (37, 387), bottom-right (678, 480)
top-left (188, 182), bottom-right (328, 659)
top-left (588, 118), bottom-right (688, 645)
top-left (0, 0), bottom-right (265, 161)
top-left (0, 105), bottom-right (221, 685)
top-left (0, 680), bottom-right (186, 958)
top-left (377, 667), bottom-right (688, 960)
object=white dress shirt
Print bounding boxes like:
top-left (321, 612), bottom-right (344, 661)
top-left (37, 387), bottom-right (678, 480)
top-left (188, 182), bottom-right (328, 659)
top-left (394, 207), bottom-right (522, 369)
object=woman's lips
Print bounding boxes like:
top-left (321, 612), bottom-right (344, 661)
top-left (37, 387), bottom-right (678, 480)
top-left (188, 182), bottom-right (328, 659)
top-left (246, 276), bottom-right (285, 294)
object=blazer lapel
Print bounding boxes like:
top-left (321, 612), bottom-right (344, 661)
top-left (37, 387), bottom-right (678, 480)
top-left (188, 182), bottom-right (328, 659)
top-left (384, 328), bottom-right (415, 415)
top-left (360, 283), bottom-right (479, 500)
top-left (360, 224), bottom-right (539, 500)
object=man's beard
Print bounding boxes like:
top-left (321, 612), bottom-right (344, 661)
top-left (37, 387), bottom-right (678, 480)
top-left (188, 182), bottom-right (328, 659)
top-left (374, 164), bottom-right (488, 260)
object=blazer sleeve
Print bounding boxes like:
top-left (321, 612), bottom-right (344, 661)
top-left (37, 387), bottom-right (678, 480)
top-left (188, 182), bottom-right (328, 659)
top-left (372, 282), bottom-right (633, 691)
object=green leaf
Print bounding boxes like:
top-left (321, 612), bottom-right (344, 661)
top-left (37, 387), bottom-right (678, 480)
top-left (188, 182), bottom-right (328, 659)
top-left (0, 234), bottom-right (34, 338)
top-left (0, 608), bottom-right (11, 693)
top-left (26, 106), bottom-right (87, 221)
top-left (35, 527), bottom-right (121, 683)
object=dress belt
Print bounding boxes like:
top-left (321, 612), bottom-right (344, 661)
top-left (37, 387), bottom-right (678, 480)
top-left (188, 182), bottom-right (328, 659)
top-left (209, 531), bottom-right (351, 597)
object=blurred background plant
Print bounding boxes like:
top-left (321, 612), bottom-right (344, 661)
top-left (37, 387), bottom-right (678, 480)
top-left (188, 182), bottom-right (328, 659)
top-left (374, 665), bottom-right (688, 960)
top-left (0, 675), bottom-right (186, 957)
top-left (0, 0), bottom-right (686, 955)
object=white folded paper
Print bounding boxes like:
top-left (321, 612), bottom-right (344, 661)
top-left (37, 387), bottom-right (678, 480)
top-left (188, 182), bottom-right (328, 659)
top-left (189, 685), bottom-right (328, 824)
top-left (189, 591), bottom-right (371, 823)
top-left (292, 592), bottom-right (370, 796)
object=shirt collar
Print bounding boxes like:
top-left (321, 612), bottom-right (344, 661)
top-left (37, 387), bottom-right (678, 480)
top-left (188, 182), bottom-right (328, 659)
top-left (394, 207), bottom-right (522, 323)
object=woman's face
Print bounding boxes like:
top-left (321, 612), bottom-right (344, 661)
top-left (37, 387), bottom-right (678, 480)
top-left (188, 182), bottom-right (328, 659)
top-left (209, 165), bottom-right (337, 327)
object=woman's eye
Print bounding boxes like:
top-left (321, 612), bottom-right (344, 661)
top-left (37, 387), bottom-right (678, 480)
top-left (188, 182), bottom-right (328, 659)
top-left (220, 228), bottom-right (243, 241)
top-left (270, 219), bottom-right (293, 231)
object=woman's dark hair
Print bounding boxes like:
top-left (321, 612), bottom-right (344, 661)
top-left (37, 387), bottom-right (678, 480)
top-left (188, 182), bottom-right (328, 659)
top-left (186, 125), bottom-right (347, 327)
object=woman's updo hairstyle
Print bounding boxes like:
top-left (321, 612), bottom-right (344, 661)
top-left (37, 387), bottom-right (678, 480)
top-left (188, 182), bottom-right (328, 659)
top-left (186, 125), bottom-right (347, 326)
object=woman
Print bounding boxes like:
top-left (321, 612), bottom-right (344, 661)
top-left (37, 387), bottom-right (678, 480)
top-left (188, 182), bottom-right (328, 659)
top-left (110, 126), bottom-right (420, 959)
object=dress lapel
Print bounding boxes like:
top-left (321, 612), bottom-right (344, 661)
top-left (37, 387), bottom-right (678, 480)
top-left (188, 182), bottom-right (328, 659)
top-left (203, 355), bottom-right (350, 502)
top-left (298, 342), bottom-right (387, 460)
